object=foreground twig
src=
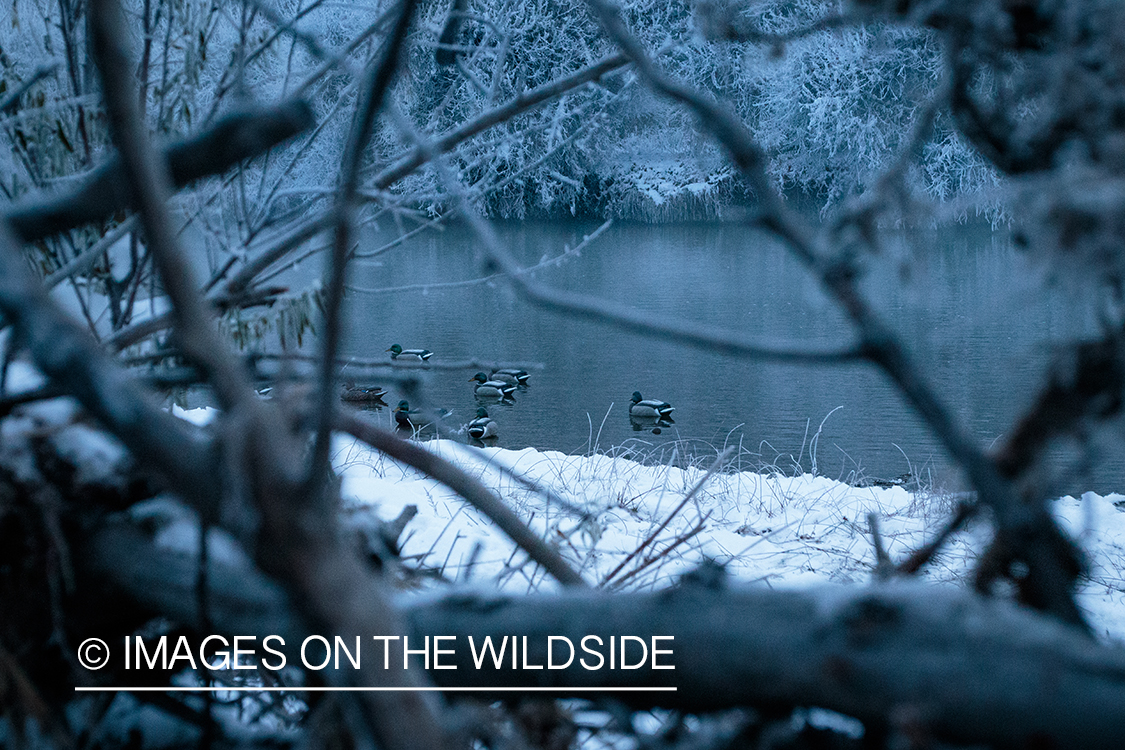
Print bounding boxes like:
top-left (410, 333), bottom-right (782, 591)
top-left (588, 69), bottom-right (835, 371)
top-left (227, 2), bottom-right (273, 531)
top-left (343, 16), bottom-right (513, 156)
top-left (896, 498), bottom-right (979, 576)
top-left (0, 222), bottom-right (219, 502)
top-left (6, 101), bottom-right (314, 244)
top-left (89, 0), bottom-right (256, 410)
top-left (336, 410), bottom-right (588, 587)
top-left (309, 0), bottom-right (418, 490)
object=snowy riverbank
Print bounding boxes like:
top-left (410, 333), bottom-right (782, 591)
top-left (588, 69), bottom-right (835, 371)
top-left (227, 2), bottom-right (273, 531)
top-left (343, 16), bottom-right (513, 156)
top-left (321, 424), bottom-right (1125, 641)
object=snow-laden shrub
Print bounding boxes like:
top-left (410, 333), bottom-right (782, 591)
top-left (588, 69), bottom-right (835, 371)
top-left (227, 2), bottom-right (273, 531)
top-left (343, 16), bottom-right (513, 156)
top-left (1, 0), bottom-right (1004, 227)
top-left (732, 2), bottom-right (998, 209)
top-left (386, 0), bottom-right (1001, 217)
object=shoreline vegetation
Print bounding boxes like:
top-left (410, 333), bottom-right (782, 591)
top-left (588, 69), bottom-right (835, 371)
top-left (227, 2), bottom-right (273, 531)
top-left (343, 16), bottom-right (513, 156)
top-left (331, 421), bottom-right (1125, 639)
top-left (176, 405), bottom-right (1125, 642)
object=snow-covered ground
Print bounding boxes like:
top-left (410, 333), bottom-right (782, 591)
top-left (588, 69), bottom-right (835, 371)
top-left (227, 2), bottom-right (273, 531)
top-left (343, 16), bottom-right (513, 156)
top-left (319, 420), bottom-right (1125, 642)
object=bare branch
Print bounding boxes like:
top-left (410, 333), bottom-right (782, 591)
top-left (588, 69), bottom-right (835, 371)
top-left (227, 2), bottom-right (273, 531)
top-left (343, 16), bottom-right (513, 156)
top-left (0, 221), bottom-right (218, 505)
top-left (224, 212), bottom-right (336, 297)
top-left (347, 218), bottom-right (613, 295)
top-left (336, 410), bottom-right (589, 588)
top-left (309, 0), bottom-right (418, 490)
top-left (103, 284), bottom-right (288, 352)
top-left (993, 335), bottom-right (1125, 482)
top-left (42, 217), bottom-right (137, 290)
top-left (6, 100), bottom-right (314, 244)
top-left (89, 0), bottom-right (257, 411)
top-left (240, 0), bottom-right (331, 63)
top-left (896, 498), bottom-right (979, 576)
top-left (435, 0), bottom-right (470, 67)
top-left (443, 209), bottom-right (866, 364)
top-left (602, 448), bottom-right (732, 586)
top-left (0, 64), bottom-right (59, 115)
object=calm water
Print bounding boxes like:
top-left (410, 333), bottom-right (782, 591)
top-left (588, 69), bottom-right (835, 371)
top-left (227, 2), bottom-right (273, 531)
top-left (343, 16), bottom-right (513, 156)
top-left (334, 220), bottom-right (1120, 495)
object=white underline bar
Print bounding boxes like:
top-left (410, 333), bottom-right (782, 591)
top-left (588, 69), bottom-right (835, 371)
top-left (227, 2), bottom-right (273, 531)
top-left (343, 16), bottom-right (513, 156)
top-left (75, 686), bottom-right (677, 693)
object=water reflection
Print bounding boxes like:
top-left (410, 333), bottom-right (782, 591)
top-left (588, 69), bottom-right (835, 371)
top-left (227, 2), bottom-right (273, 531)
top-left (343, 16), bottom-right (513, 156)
top-left (629, 414), bottom-right (674, 434)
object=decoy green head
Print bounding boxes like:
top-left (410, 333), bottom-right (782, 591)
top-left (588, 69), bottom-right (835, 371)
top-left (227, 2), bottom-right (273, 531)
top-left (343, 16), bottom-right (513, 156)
top-left (396, 400), bottom-right (410, 411)
top-left (475, 406), bottom-right (489, 418)
top-left (631, 391), bottom-right (644, 403)
top-left (469, 372), bottom-right (490, 384)
top-left (387, 344), bottom-right (403, 354)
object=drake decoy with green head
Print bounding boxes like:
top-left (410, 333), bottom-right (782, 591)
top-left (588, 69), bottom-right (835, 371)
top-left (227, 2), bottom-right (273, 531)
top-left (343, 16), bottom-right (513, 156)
top-left (467, 406), bottom-right (498, 440)
top-left (340, 380), bottom-right (388, 403)
top-left (490, 368), bottom-right (530, 386)
top-left (469, 372), bottom-right (517, 399)
top-left (630, 391), bottom-right (674, 419)
top-left (387, 344), bottom-right (433, 361)
top-left (394, 400), bottom-right (422, 429)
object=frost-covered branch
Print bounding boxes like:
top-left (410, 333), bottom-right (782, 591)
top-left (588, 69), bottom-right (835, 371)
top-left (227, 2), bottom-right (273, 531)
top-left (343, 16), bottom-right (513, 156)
top-left (0, 63), bottom-right (59, 116)
top-left (367, 51), bottom-right (631, 190)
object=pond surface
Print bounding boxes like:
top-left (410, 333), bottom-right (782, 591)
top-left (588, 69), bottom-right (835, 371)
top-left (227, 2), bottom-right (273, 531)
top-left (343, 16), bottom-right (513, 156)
top-left (336, 220), bottom-right (1121, 495)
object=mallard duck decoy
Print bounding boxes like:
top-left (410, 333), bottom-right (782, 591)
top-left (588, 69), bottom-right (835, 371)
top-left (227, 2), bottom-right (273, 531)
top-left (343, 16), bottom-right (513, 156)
top-left (393, 400), bottom-right (422, 429)
top-left (387, 344), bottom-right (433, 361)
top-left (469, 372), bottom-right (516, 399)
top-left (630, 391), bottom-right (674, 419)
top-left (490, 368), bottom-right (530, 386)
top-left (467, 406), bottom-right (498, 440)
top-left (340, 380), bottom-right (388, 403)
